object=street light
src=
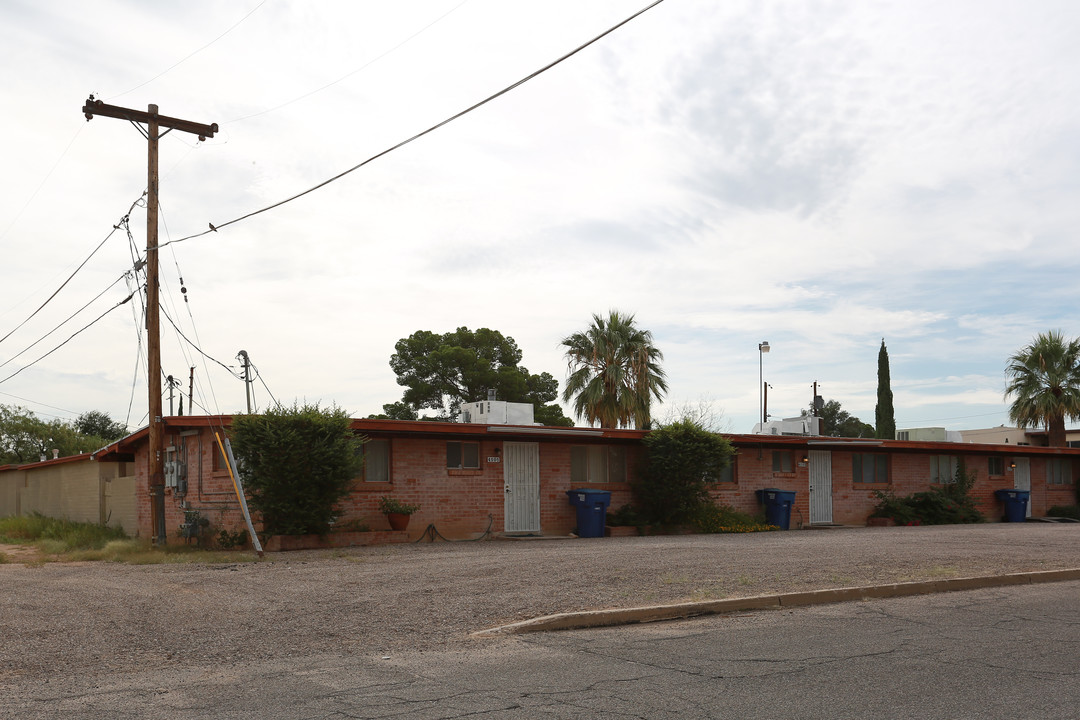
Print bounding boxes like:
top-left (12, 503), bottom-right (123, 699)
top-left (758, 341), bottom-right (770, 431)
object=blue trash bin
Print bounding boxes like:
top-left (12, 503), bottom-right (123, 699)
top-left (994, 488), bottom-right (1030, 522)
top-left (566, 489), bottom-right (612, 538)
top-left (756, 488), bottom-right (796, 530)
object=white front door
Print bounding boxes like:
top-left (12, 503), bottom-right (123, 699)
top-left (809, 450), bottom-right (833, 524)
top-left (1013, 457), bottom-right (1032, 518)
top-left (504, 442), bottom-right (540, 533)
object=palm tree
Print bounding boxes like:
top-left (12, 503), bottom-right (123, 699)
top-left (1005, 330), bottom-right (1080, 447)
top-left (561, 311), bottom-right (668, 428)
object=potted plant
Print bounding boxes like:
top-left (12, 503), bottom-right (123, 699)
top-left (378, 496), bottom-right (420, 531)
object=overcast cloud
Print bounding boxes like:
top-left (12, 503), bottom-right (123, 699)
top-left (2, 0), bottom-right (1079, 434)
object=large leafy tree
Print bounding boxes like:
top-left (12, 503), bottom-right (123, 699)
top-left (387, 327), bottom-right (572, 425)
top-left (1, 404), bottom-right (111, 464)
top-left (561, 310), bottom-right (668, 429)
top-left (0, 404), bottom-right (46, 464)
top-left (801, 399), bottom-right (874, 438)
top-left (1005, 330), bottom-right (1080, 447)
top-left (369, 402), bottom-right (419, 421)
top-left (74, 410), bottom-right (127, 442)
top-left (875, 340), bottom-right (896, 440)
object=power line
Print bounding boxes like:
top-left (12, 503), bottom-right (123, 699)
top-left (158, 204), bottom-right (226, 418)
top-left (226, 0), bottom-right (471, 124)
top-left (0, 271), bottom-right (129, 371)
top-left (251, 360), bottom-right (278, 408)
top-left (123, 267), bottom-right (148, 363)
top-left (106, 1), bottom-right (268, 101)
top-left (159, 304), bottom-right (241, 378)
top-left (182, 392), bottom-right (219, 416)
top-left (156, 0), bottom-right (666, 251)
top-left (0, 195), bottom-right (145, 347)
top-left (0, 290), bottom-right (136, 386)
top-left (0, 389), bottom-right (80, 417)
top-left (123, 338), bottom-right (144, 432)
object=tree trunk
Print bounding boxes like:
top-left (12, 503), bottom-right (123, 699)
top-left (1048, 415), bottom-right (1067, 447)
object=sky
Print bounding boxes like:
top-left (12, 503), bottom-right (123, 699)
top-left (2, 0), bottom-right (1080, 435)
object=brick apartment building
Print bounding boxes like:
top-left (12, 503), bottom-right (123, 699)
top-left (3, 414), bottom-right (1078, 543)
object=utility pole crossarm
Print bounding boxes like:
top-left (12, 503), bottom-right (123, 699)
top-left (82, 97), bottom-right (218, 140)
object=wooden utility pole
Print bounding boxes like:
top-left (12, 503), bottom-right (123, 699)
top-left (82, 97), bottom-right (216, 544)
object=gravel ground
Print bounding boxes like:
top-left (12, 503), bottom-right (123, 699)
top-left (1, 523), bottom-right (1077, 682)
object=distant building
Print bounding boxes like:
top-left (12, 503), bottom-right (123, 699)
top-left (959, 426), bottom-right (1036, 445)
top-left (753, 416), bottom-right (822, 436)
top-left (896, 427), bottom-right (963, 443)
top-left (960, 425), bottom-right (1080, 447)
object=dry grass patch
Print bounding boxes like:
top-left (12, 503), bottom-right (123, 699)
top-left (0, 515), bottom-right (261, 565)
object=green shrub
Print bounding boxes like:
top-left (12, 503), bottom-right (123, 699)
top-left (606, 504), bottom-right (644, 527)
top-left (634, 419), bottom-right (735, 526)
top-left (870, 461), bottom-right (983, 525)
top-left (217, 528), bottom-right (249, 549)
top-left (230, 402), bottom-right (363, 536)
top-left (1047, 505), bottom-right (1080, 520)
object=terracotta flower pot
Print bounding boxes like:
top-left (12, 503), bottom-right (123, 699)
top-left (386, 512), bottom-right (411, 531)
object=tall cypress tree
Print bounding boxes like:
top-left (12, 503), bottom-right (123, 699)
top-left (875, 339), bottom-right (896, 439)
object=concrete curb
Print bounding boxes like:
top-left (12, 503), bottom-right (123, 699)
top-left (471, 568), bottom-right (1080, 637)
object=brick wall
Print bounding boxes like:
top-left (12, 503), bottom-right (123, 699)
top-left (131, 429), bottom-right (1078, 542)
top-left (707, 448), bottom-right (1079, 527)
top-left (344, 438), bottom-right (637, 538)
top-left (706, 449), bottom-right (808, 526)
top-left (132, 428), bottom-right (249, 541)
top-left (137, 430), bottom-right (641, 543)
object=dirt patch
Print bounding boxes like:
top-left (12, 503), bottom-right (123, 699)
top-left (0, 542), bottom-right (46, 565)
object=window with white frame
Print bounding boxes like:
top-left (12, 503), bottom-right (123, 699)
top-left (1047, 458), bottom-right (1073, 485)
top-left (446, 441), bottom-right (480, 470)
top-left (570, 446), bottom-right (627, 483)
top-left (852, 453), bottom-right (888, 483)
top-left (359, 438), bottom-right (390, 482)
top-left (930, 455), bottom-right (957, 483)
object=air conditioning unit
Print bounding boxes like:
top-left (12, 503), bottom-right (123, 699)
top-left (458, 400), bottom-right (537, 425)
